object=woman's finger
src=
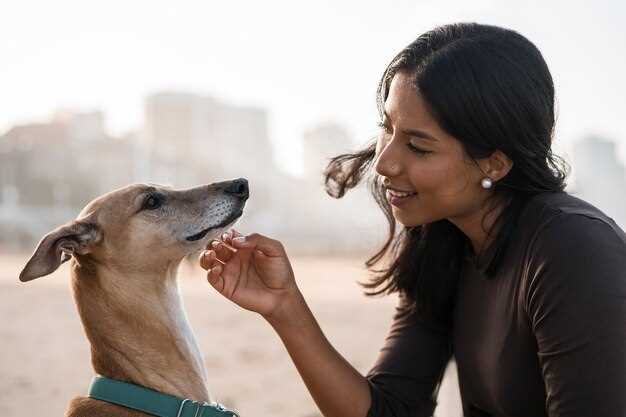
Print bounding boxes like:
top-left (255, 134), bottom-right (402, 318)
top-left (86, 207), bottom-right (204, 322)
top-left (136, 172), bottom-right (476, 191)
top-left (218, 238), bottom-right (238, 253)
top-left (206, 264), bottom-right (225, 292)
top-left (218, 229), bottom-right (243, 248)
top-left (223, 229), bottom-right (243, 243)
top-left (210, 240), bottom-right (234, 262)
top-left (199, 249), bottom-right (215, 270)
top-left (229, 233), bottom-right (284, 257)
top-left (220, 267), bottom-right (241, 299)
top-left (221, 231), bottom-right (232, 244)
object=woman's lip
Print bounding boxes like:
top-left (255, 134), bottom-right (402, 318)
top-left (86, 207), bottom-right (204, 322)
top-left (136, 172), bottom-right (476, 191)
top-left (386, 190), bottom-right (418, 206)
top-left (385, 187), bottom-right (415, 193)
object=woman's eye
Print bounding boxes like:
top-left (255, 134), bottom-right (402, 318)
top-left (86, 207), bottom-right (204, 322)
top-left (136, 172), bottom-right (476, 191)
top-left (142, 194), bottom-right (163, 210)
top-left (406, 143), bottom-right (431, 156)
top-left (377, 121), bottom-right (430, 156)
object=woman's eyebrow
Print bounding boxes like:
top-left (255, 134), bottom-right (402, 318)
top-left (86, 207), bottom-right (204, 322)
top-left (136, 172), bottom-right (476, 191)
top-left (383, 111), bottom-right (439, 142)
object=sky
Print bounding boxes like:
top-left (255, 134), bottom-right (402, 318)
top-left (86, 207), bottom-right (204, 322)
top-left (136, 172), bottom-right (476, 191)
top-left (1, 0), bottom-right (625, 176)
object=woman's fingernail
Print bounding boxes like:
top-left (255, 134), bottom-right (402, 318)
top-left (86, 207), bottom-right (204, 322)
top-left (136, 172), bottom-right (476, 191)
top-left (211, 240), bottom-right (220, 248)
top-left (220, 241), bottom-right (237, 253)
top-left (222, 232), bottom-right (229, 240)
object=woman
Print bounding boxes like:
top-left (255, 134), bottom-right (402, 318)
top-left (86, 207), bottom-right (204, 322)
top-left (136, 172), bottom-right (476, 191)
top-left (199, 23), bottom-right (626, 417)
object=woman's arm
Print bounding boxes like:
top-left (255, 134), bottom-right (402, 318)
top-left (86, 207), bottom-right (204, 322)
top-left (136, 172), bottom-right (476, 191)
top-left (364, 293), bottom-right (452, 417)
top-left (266, 289), bottom-right (372, 417)
top-left (201, 231), bottom-right (451, 417)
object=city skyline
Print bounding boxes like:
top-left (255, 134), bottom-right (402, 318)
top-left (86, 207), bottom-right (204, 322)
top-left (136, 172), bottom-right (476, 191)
top-left (2, 87), bottom-right (625, 182)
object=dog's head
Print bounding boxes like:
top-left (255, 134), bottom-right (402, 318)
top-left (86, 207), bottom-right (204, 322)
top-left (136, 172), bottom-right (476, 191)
top-left (19, 178), bottom-right (249, 282)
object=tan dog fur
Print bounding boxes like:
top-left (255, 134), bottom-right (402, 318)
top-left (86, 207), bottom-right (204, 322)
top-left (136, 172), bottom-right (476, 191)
top-left (19, 179), bottom-right (249, 417)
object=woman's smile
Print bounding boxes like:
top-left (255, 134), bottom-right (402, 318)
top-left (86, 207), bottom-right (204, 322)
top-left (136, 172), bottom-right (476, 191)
top-left (386, 188), bottom-right (418, 206)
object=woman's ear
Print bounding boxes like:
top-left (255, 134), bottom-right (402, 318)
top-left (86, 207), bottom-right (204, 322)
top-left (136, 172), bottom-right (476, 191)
top-left (479, 150), bottom-right (514, 182)
top-left (19, 220), bottom-right (101, 282)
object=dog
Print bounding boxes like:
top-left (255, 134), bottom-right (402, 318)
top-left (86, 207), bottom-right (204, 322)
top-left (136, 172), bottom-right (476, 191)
top-left (19, 178), bottom-right (248, 417)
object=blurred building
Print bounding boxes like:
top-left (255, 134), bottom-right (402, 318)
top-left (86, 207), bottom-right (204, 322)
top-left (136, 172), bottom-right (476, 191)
top-left (275, 122), bottom-right (387, 255)
top-left (143, 92), bottom-right (209, 185)
top-left (0, 112), bottom-right (135, 249)
top-left (143, 91), bottom-right (279, 183)
top-left (302, 122), bottom-right (355, 177)
top-left (53, 110), bottom-right (108, 143)
top-left (571, 135), bottom-right (626, 229)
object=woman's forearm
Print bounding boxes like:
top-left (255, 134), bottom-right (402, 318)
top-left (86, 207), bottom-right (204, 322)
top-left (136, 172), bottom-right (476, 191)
top-left (266, 289), bottom-right (372, 417)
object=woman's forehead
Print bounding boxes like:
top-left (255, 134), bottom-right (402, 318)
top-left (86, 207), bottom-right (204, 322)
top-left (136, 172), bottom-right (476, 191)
top-left (384, 74), bottom-right (453, 144)
top-left (385, 74), bottom-right (432, 120)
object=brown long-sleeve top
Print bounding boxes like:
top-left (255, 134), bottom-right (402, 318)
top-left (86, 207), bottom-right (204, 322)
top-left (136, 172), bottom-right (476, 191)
top-left (365, 191), bottom-right (626, 417)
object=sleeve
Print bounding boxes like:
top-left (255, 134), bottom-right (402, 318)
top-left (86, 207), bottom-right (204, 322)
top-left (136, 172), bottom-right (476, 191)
top-left (524, 213), bottom-right (626, 417)
top-left (365, 293), bottom-right (452, 417)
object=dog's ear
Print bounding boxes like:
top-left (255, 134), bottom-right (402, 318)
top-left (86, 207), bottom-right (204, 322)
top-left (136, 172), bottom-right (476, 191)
top-left (19, 220), bottom-right (101, 282)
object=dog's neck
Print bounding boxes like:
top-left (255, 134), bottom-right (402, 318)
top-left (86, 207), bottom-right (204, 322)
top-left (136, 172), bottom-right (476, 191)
top-left (70, 256), bottom-right (211, 403)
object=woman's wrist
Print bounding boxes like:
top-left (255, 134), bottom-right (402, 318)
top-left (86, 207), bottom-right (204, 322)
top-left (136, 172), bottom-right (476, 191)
top-left (264, 287), bottom-right (311, 331)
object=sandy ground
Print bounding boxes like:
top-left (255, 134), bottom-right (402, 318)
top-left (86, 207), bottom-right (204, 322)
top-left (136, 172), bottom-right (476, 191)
top-left (0, 253), bottom-right (462, 417)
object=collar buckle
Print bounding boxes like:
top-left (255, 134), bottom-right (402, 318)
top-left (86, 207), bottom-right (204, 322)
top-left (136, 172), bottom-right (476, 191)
top-left (176, 399), bottom-right (191, 417)
top-left (176, 399), bottom-right (211, 417)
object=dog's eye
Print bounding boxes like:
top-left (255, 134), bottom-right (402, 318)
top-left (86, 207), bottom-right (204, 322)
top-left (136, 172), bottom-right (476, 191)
top-left (142, 194), bottom-right (163, 211)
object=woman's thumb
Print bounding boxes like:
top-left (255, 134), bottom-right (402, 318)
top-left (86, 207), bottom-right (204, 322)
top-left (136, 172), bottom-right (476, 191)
top-left (206, 269), bottom-right (225, 293)
top-left (231, 233), bottom-right (284, 257)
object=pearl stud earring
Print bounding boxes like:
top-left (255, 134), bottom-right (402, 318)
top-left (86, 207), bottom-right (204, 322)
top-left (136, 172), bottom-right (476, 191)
top-left (481, 177), bottom-right (493, 189)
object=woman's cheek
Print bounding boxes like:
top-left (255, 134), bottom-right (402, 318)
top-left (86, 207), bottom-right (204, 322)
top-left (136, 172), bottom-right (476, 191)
top-left (407, 164), bottom-right (439, 190)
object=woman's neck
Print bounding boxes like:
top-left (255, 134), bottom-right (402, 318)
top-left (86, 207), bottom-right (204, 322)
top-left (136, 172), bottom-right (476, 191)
top-left (449, 194), bottom-right (509, 257)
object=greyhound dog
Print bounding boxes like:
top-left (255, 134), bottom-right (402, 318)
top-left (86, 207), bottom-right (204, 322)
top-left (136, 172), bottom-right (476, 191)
top-left (19, 179), bottom-right (248, 417)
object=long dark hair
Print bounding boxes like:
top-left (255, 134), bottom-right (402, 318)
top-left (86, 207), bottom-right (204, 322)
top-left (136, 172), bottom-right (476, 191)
top-left (323, 22), bottom-right (570, 328)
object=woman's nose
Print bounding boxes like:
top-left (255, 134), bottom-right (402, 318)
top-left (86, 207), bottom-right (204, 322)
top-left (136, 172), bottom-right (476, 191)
top-left (374, 141), bottom-right (400, 178)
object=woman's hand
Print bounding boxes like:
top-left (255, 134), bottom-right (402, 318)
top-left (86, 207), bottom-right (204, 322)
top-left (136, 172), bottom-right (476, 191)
top-left (200, 231), bottom-right (372, 417)
top-left (199, 230), bottom-right (300, 320)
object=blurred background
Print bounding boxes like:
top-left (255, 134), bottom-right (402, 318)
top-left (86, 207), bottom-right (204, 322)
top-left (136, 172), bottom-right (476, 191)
top-left (0, 0), bottom-right (624, 416)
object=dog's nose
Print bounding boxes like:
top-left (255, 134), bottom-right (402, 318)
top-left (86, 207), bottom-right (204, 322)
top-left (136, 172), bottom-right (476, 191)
top-left (224, 178), bottom-right (249, 199)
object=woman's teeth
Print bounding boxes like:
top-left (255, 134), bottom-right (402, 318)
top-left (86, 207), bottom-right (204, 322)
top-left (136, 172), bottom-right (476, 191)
top-left (387, 189), bottom-right (417, 198)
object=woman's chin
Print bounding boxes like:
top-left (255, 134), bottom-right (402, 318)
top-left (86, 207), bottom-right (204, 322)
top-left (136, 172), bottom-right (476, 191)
top-left (393, 213), bottom-right (424, 228)
top-left (392, 207), bottom-right (438, 228)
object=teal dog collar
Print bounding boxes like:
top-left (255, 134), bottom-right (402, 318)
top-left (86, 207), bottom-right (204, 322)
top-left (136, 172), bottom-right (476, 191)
top-left (88, 375), bottom-right (239, 417)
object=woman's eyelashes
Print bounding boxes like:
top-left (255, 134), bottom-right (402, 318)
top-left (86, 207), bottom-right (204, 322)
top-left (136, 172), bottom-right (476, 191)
top-left (406, 143), bottom-right (431, 156)
top-left (377, 121), bottom-right (431, 156)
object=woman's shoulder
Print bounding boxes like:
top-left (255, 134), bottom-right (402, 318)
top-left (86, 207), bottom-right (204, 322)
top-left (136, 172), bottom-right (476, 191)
top-left (520, 192), bottom-right (626, 303)
top-left (522, 190), bottom-right (626, 245)
top-left (518, 197), bottom-right (625, 417)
